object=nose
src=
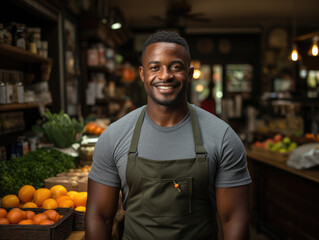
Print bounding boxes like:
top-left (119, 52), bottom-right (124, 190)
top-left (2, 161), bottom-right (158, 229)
top-left (158, 67), bottom-right (172, 81)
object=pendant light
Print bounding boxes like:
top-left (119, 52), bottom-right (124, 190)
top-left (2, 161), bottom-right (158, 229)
top-left (291, 44), bottom-right (299, 61)
top-left (109, 7), bottom-right (122, 30)
top-left (290, 0), bottom-right (299, 61)
top-left (311, 36), bottom-right (318, 56)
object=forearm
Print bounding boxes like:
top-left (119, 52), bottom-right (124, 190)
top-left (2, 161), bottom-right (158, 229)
top-left (85, 213), bottom-right (114, 240)
top-left (222, 218), bottom-right (250, 240)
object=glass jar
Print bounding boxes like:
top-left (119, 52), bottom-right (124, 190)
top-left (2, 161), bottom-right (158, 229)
top-left (15, 24), bottom-right (26, 50)
top-left (3, 24), bottom-right (12, 45)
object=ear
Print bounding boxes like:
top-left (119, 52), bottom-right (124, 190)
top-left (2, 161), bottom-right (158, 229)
top-left (139, 66), bottom-right (145, 83)
top-left (188, 66), bottom-right (194, 83)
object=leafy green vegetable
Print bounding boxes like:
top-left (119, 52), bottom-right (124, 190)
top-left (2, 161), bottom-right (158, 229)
top-left (0, 148), bottom-right (77, 197)
top-left (33, 110), bottom-right (84, 148)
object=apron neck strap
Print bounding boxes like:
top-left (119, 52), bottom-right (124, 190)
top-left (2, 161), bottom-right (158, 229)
top-left (128, 104), bottom-right (206, 156)
top-left (128, 106), bottom-right (147, 155)
top-left (188, 103), bottom-right (206, 155)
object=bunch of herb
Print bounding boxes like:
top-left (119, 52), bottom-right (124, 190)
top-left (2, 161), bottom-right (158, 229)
top-left (33, 110), bottom-right (84, 148)
top-left (0, 148), bottom-right (77, 197)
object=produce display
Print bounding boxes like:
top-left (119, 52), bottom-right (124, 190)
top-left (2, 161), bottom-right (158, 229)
top-left (0, 208), bottom-right (63, 225)
top-left (85, 121), bottom-right (107, 136)
top-left (32, 110), bottom-right (84, 148)
top-left (0, 148), bottom-right (76, 197)
top-left (1, 184), bottom-right (86, 211)
top-left (253, 134), bottom-right (298, 153)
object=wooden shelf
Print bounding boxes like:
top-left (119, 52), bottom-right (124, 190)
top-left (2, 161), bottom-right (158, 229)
top-left (0, 44), bottom-right (53, 64)
top-left (0, 103), bottom-right (40, 112)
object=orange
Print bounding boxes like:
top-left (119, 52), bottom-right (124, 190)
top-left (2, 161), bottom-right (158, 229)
top-left (7, 209), bottom-right (26, 224)
top-left (50, 185), bottom-right (67, 200)
top-left (94, 126), bottom-right (104, 135)
top-left (42, 198), bottom-right (58, 210)
top-left (18, 219), bottom-right (34, 225)
top-left (56, 195), bottom-right (72, 205)
top-left (39, 219), bottom-right (54, 225)
top-left (22, 202), bottom-right (38, 208)
top-left (73, 192), bottom-right (87, 207)
top-left (67, 191), bottom-right (78, 201)
top-left (58, 199), bottom-right (75, 208)
top-left (0, 208), bottom-right (7, 218)
top-left (0, 218), bottom-right (10, 224)
top-left (26, 210), bottom-right (36, 220)
top-left (18, 185), bottom-right (36, 203)
top-left (43, 210), bottom-right (60, 222)
top-left (86, 122), bottom-right (97, 133)
top-left (75, 206), bottom-right (86, 212)
top-left (1, 195), bottom-right (20, 208)
top-left (33, 188), bottom-right (51, 207)
top-left (33, 213), bottom-right (49, 224)
top-left (19, 210), bottom-right (27, 220)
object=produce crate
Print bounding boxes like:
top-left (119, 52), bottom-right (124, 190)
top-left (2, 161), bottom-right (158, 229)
top-left (77, 176), bottom-right (88, 192)
top-left (44, 176), bottom-right (81, 192)
top-left (250, 145), bottom-right (289, 162)
top-left (73, 211), bottom-right (85, 230)
top-left (0, 208), bottom-right (74, 240)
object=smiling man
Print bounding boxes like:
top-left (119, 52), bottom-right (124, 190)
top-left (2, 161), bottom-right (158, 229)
top-left (86, 31), bottom-right (251, 240)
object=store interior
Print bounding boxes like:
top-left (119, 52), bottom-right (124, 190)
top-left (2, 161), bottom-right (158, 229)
top-left (0, 0), bottom-right (319, 239)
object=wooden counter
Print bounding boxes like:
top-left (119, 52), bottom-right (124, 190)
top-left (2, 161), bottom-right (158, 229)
top-left (247, 149), bottom-right (319, 240)
top-left (246, 150), bottom-right (319, 183)
top-left (66, 231), bottom-right (85, 240)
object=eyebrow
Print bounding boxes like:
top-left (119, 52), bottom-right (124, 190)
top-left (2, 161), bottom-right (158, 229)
top-left (146, 60), bottom-right (185, 67)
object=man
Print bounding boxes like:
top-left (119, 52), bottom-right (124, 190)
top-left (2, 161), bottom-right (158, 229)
top-left (86, 31), bottom-right (251, 240)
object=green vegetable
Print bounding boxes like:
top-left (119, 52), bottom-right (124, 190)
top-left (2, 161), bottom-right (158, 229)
top-left (0, 148), bottom-right (77, 197)
top-left (33, 110), bottom-right (84, 148)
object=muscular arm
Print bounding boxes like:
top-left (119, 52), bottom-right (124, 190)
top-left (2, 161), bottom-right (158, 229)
top-left (216, 185), bottom-right (250, 240)
top-left (85, 179), bottom-right (120, 240)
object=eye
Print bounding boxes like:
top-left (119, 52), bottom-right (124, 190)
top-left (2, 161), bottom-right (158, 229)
top-left (149, 65), bottom-right (159, 71)
top-left (171, 64), bottom-right (183, 71)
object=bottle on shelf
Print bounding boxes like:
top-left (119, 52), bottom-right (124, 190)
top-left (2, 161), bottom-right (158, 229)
top-left (4, 71), bottom-right (13, 104)
top-left (16, 71), bottom-right (24, 103)
top-left (15, 24), bottom-right (26, 50)
top-left (0, 69), bottom-right (6, 104)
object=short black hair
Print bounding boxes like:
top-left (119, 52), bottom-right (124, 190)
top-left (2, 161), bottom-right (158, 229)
top-left (142, 31), bottom-right (191, 60)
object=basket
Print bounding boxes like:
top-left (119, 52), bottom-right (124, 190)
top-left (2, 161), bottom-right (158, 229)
top-left (0, 208), bottom-right (74, 240)
top-left (73, 211), bottom-right (85, 230)
top-left (250, 145), bottom-right (290, 162)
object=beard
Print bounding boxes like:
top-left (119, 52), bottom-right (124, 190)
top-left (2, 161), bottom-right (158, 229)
top-left (144, 80), bottom-right (186, 106)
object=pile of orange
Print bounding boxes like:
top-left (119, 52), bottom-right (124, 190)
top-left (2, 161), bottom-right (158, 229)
top-left (0, 208), bottom-right (63, 225)
top-left (85, 122), bottom-right (106, 136)
top-left (1, 184), bottom-right (87, 212)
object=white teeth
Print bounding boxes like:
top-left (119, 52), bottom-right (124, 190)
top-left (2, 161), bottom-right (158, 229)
top-left (157, 86), bottom-right (173, 89)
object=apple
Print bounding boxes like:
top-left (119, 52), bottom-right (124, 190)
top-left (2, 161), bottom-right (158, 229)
top-left (273, 134), bottom-right (283, 142)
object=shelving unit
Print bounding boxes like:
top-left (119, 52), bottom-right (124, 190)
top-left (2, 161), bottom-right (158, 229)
top-left (0, 44), bottom-right (53, 64)
top-left (0, 0), bottom-right (65, 156)
top-left (0, 103), bottom-right (40, 112)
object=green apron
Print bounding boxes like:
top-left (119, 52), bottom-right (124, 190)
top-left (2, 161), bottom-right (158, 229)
top-left (123, 104), bottom-right (217, 240)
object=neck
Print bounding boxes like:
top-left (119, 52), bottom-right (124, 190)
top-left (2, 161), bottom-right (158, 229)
top-left (147, 101), bottom-right (189, 127)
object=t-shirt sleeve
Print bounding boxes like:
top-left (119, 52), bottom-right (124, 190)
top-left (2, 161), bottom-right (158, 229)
top-left (215, 126), bottom-right (251, 187)
top-left (88, 128), bottom-right (121, 188)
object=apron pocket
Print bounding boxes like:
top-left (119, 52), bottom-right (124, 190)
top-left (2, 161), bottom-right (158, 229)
top-left (141, 176), bottom-right (192, 217)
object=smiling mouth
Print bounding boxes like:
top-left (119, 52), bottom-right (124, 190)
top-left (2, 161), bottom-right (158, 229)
top-left (156, 85), bottom-right (174, 89)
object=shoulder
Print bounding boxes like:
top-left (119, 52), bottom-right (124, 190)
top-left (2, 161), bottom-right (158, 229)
top-left (106, 106), bottom-right (145, 136)
top-left (192, 104), bottom-right (229, 133)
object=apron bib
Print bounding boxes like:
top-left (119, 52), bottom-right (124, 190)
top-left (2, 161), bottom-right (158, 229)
top-left (123, 104), bottom-right (217, 240)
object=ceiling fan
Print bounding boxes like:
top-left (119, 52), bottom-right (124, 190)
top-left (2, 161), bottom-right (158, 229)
top-left (152, 0), bottom-right (211, 27)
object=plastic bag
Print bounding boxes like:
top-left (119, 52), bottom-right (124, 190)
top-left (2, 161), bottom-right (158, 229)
top-left (287, 143), bottom-right (319, 169)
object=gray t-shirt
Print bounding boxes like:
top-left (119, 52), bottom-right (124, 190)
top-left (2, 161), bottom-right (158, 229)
top-left (89, 104), bottom-right (251, 210)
